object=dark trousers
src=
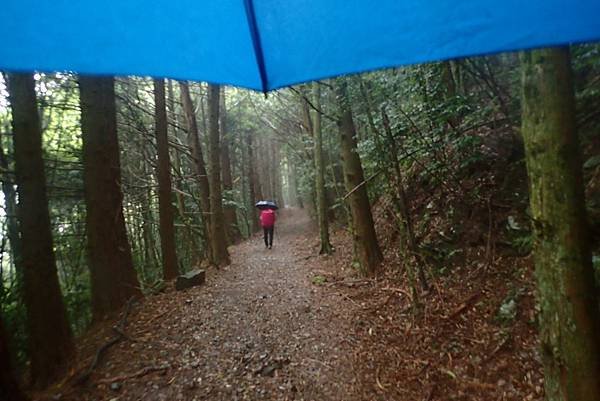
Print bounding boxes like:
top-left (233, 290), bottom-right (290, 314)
top-left (263, 226), bottom-right (274, 247)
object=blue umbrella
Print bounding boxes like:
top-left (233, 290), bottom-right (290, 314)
top-left (1, 1), bottom-right (599, 91)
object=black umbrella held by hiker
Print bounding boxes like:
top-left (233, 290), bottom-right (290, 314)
top-left (255, 200), bottom-right (278, 210)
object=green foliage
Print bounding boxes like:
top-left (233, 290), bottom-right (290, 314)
top-left (593, 255), bottom-right (600, 287)
top-left (496, 287), bottom-right (522, 326)
top-left (506, 215), bottom-right (533, 256)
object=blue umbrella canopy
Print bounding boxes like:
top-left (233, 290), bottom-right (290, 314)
top-left (1, 1), bottom-right (599, 92)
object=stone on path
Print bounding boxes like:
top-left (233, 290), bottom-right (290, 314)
top-left (175, 269), bottom-right (206, 291)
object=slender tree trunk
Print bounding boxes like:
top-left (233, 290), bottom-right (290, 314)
top-left (275, 143), bottom-right (285, 208)
top-left (219, 88), bottom-right (241, 244)
top-left (0, 316), bottom-right (28, 401)
top-left (290, 161), bottom-right (303, 208)
top-left (381, 109), bottom-right (428, 300)
top-left (521, 47), bottom-right (600, 401)
top-left (168, 79), bottom-right (196, 263)
top-left (153, 79), bottom-right (179, 280)
top-left (79, 76), bottom-right (141, 320)
top-left (336, 79), bottom-right (383, 274)
top-left (141, 147), bottom-right (159, 275)
top-left (285, 156), bottom-right (296, 207)
top-left (179, 81), bottom-right (213, 262)
top-left (246, 131), bottom-right (260, 232)
top-left (207, 84), bottom-right (230, 266)
top-left (7, 73), bottom-right (74, 387)
top-left (0, 142), bottom-right (23, 291)
top-left (313, 83), bottom-right (333, 254)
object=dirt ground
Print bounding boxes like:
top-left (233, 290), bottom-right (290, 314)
top-left (36, 207), bottom-right (542, 401)
top-left (40, 209), bottom-right (361, 401)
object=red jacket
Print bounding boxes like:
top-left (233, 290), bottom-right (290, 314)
top-left (260, 209), bottom-right (276, 228)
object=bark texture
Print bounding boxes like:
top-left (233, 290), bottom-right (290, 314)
top-left (313, 83), bottom-right (333, 254)
top-left (246, 131), bottom-right (260, 232)
top-left (207, 84), bottom-right (231, 266)
top-left (0, 316), bottom-right (28, 400)
top-left (521, 47), bottom-right (600, 401)
top-left (8, 73), bottom-right (74, 387)
top-left (79, 76), bottom-right (141, 320)
top-left (179, 81), bottom-right (213, 261)
top-left (336, 80), bottom-right (383, 274)
top-left (219, 88), bottom-right (242, 244)
top-left (153, 79), bottom-right (179, 280)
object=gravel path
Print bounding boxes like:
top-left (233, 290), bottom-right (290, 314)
top-left (64, 208), bottom-right (358, 401)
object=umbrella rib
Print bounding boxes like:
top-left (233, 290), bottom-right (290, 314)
top-left (243, 0), bottom-right (268, 93)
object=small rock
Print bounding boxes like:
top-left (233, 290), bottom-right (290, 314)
top-left (110, 382), bottom-right (122, 391)
top-left (257, 361), bottom-right (282, 377)
top-left (176, 270), bottom-right (206, 291)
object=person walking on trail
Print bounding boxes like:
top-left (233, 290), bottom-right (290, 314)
top-left (260, 208), bottom-right (276, 249)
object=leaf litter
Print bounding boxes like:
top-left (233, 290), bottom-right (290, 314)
top-left (35, 207), bottom-right (542, 401)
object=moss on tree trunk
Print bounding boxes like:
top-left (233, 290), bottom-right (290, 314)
top-left (521, 47), bottom-right (600, 401)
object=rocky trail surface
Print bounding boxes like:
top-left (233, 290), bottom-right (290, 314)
top-left (49, 208), bottom-right (361, 401)
top-left (38, 207), bottom-right (543, 401)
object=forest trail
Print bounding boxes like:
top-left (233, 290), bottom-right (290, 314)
top-left (63, 208), bottom-right (360, 401)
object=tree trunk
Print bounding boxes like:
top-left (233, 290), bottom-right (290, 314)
top-left (7, 72), bottom-right (74, 388)
top-left (219, 87), bottom-right (241, 244)
top-left (79, 75), bottom-right (141, 320)
top-left (153, 79), bottom-right (179, 280)
top-left (521, 47), bottom-right (600, 401)
top-left (313, 83), bottom-right (333, 254)
top-left (381, 108), bottom-right (428, 300)
top-left (207, 84), bottom-right (230, 266)
top-left (246, 131), bottom-right (260, 232)
top-left (0, 142), bottom-right (23, 294)
top-left (290, 161), bottom-right (303, 208)
top-left (336, 79), bottom-right (383, 274)
top-left (168, 79), bottom-right (197, 263)
top-left (0, 315), bottom-right (28, 401)
top-left (275, 143), bottom-right (285, 208)
top-left (179, 81), bottom-right (213, 262)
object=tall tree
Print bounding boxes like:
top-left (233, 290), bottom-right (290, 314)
top-left (219, 88), bottom-right (242, 244)
top-left (79, 76), bottom-right (141, 319)
top-left (246, 130), bottom-right (260, 232)
top-left (207, 84), bottom-right (230, 266)
top-left (336, 79), bottom-right (383, 274)
top-left (0, 315), bottom-right (28, 401)
top-left (179, 81), bottom-right (213, 261)
top-left (167, 79), bottom-right (198, 263)
top-left (521, 47), bottom-right (600, 401)
top-left (153, 78), bottom-right (179, 280)
top-left (7, 72), bottom-right (74, 387)
top-left (313, 83), bottom-right (333, 254)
